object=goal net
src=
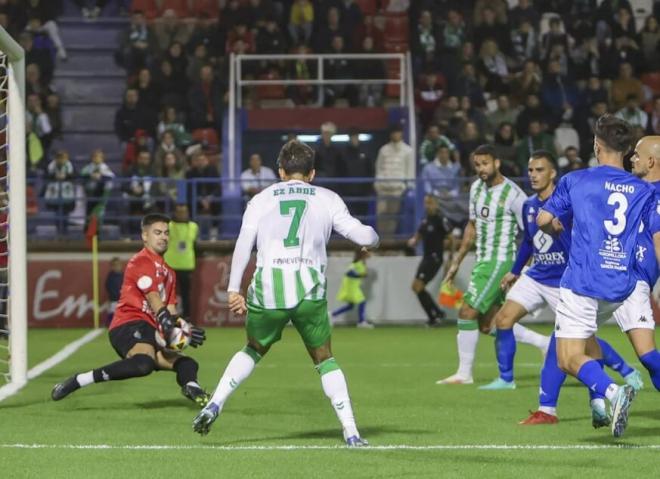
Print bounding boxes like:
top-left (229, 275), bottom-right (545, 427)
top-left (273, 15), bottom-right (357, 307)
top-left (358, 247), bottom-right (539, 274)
top-left (0, 27), bottom-right (27, 399)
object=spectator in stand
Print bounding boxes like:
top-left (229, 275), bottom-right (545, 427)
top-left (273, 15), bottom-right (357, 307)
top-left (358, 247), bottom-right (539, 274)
top-left (553, 120), bottom-right (580, 156)
top-left (421, 144), bottom-right (461, 198)
top-left (188, 13), bottom-right (223, 62)
top-left (374, 124), bottom-right (414, 235)
top-left (72, 0), bottom-right (109, 21)
top-left (288, 0), bottom-right (314, 46)
top-left (509, 0), bottom-right (540, 28)
top-left (493, 122), bottom-right (518, 176)
top-left (246, 0), bottom-right (277, 31)
top-left (516, 93), bottom-right (545, 137)
top-left (324, 36), bottom-right (358, 107)
top-left (486, 94), bottom-right (519, 137)
top-left (639, 16), bottom-right (660, 72)
top-left (541, 17), bottom-right (570, 61)
top-left (240, 153), bottom-right (277, 198)
top-left (314, 122), bottom-right (344, 178)
top-left (154, 59), bottom-right (187, 110)
top-left (473, 6), bottom-right (509, 52)
top-left (19, 32), bottom-right (53, 84)
top-left (257, 18), bottom-right (286, 56)
top-left (26, 93), bottom-right (53, 152)
top-left (433, 95), bottom-right (460, 133)
top-left (26, 63), bottom-right (52, 102)
top-left (451, 62), bottom-right (485, 108)
top-left (44, 150), bottom-right (76, 234)
top-left (287, 44), bottom-right (316, 105)
top-left (186, 43), bottom-right (210, 84)
top-left (515, 119), bottom-right (555, 174)
top-left (575, 100), bottom-right (608, 158)
top-left (124, 149), bottom-right (156, 216)
top-left (226, 23), bottom-right (255, 54)
top-left (221, 0), bottom-right (250, 34)
top-left (412, 10), bottom-right (441, 73)
top-left (416, 72), bottom-right (446, 132)
top-left (354, 36), bottom-right (385, 107)
top-left (105, 257), bottom-right (123, 326)
top-left (509, 59), bottom-right (541, 105)
top-left (188, 65), bottom-right (224, 131)
top-left (45, 93), bottom-right (62, 142)
top-left (610, 62), bottom-right (643, 110)
top-left (153, 9), bottom-right (191, 55)
top-left (557, 146), bottom-right (585, 175)
top-left (343, 128), bottom-right (373, 218)
top-left (540, 59), bottom-right (578, 128)
top-left (457, 96), bottom-right (487, 138)
top-left (474, 0), bottom-right (508, 25)
top-left (580, 75), bottom-right (609, 110)
top-left (114, 88), bottom-right (157, 143)
top-left (510, 19), bottom-right (538, 68)
top-left (478, 39), bottom-right (509, 94)
top-left (157, 106), bottom-right (192, 148)
top-left (647, 96), bottom-right (660, 135)
top-left (154, 130), bottom-right (186, 173)
top-left (314, 7), bottom-right (350, 52)
top-left (418, 124), bottom-right (458, 166)
top-left (26, 121), bottom-right (45, 176)
top-left (81, 149), bottom-right (115, 224)
top-left (133, 67), bottom-right (160, 113)
top-left (186, 152), bottom-right (221, 233)
top-left (615, 94), bottom-right (649, 129)
top-left (611, 6), bottom-right (637, 42)
top-left (158, 151), bottom-right (187, 204)
top-left (457, 121), bottom-right (485, 172)
top-left (338, 0), bottom-right (362, 42)
top-left (115, 10), bottom-right (155, 73)
top-left (24, 3), bottom-right (68, 61)
top-left (166, 41), bottom-right (189, 86)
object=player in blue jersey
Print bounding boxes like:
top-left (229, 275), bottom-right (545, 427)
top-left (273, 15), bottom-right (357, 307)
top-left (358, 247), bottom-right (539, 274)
top-left (537, 115), bottom-right (656, 437)
top-left (479, 151), bottom-right (641, 394)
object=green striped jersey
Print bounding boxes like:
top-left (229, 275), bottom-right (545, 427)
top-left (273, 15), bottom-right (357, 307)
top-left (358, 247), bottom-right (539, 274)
top-left (469, 177), bottom-right (525, 262)
top-left (230, 180), bottom-right (377, 310)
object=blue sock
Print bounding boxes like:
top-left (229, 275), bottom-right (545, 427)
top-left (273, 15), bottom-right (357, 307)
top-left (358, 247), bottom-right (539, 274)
top-left (598, 338), bottom-right (634, 377)
top-left (357, 302), bottom-right (366, 324)
top-left (576, 360), bottom-right (616, 397)
top-left (539, 334), bottom-right (566, 408)
top-left (639, 350), bottom-right (660, 391)
top-left (495, 328), bottom-right (515, 382)
top-left (589, 359), bottom-right (606, 401)
top-left (332, 304), bottom-right (353, 317)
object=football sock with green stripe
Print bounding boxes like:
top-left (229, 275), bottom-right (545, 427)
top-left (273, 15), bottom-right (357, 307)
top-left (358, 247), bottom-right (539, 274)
top-left (209, 347), bottom-right (261, 410)
top-left (457, 319), bottom-right (479, 379)
top-left (317, 358), bottom-right (359, 438)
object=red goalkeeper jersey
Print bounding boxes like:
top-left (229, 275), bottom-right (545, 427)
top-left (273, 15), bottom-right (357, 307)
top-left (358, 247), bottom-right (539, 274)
top-left (109, 248), bottom-right (177, 330)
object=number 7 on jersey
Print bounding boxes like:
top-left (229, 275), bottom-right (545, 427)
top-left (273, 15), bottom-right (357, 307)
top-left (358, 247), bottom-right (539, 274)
top-left (280, 200), bottom-right (307, 247)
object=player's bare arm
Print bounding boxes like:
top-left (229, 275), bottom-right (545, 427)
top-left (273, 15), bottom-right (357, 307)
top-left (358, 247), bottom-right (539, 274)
top-left (444, 220), bottom-right (475, 284)
top-left (537, 210), bottom-right (563, 235)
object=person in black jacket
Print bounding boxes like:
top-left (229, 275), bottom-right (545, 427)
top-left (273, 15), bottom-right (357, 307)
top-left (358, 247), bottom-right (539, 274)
top-left (343, 128), bottom-right (373, 219)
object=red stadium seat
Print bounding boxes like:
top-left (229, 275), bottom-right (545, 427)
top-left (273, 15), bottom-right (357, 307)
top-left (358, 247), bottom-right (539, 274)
top-left (26, 186), bottom-right (38, 215)
top-left (642, 73), bottom-right (660, 95)
top-left (355, 0), bottom-right (378, 15)
top-left (131, 0), bottom-right (159, 20)
top-left (192, 128), bottom-right (220, 148)
top-left (383, 14), bottom-right (409, 43)
top-left (159, 0), bottom-right (190, 17)
top-left (256, 72), bottom-right (286, 101)
top-left (190, 0), bottom-right (220, 18)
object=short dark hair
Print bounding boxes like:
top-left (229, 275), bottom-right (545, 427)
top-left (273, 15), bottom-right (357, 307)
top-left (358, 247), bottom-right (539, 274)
top-left (594, 114), bottom-right (634, 154)
top-left (141, 213), bottom-right (170, 229)
top-left (530, 149), bottom-right (558, 170)
top-left (277, 139), bottom-right (315, 175)
top-left (472, 144), bottom-right (498, 159)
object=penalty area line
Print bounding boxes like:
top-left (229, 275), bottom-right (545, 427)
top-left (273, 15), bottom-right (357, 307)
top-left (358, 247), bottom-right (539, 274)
top-left (1, 443), bottom-right (660, 451)
top-left (0, 329), bottom-right (104, 402)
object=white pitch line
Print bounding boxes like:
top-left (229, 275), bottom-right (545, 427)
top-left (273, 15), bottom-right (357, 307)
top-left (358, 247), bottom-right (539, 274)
top-left (0, 329), bottom-right (104, 402)
top-left (1, 443), bottom-right (659, 451)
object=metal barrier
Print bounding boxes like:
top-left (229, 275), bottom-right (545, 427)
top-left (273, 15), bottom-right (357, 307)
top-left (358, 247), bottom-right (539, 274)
top-left (26, 176), bottom-right (509, 241)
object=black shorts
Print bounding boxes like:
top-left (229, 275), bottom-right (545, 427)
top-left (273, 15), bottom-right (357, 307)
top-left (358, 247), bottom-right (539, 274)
top-left (415, 254), bottom-right (442, 284)
top-left (109, 320), bottom-right (162, 358)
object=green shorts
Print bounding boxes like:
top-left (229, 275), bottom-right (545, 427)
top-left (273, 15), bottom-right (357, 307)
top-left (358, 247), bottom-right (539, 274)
top-left (464, 260), bottom-right (513, 315)
top-left (246, 299), bottom-right (332, 349)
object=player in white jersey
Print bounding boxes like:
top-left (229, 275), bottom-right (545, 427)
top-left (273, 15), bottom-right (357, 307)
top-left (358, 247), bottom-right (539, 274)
top-left (440, 144), bottom-right (549, 384)
top-left (192, 140), bottom-right (379, 446)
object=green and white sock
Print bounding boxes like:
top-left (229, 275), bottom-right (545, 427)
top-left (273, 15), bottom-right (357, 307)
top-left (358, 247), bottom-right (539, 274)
top-left (317, 358), bottom-right (359, 438)
top-left (209, 347), bottom-right (261, 410)
top-left (457, 319), bottom-right (479, 379)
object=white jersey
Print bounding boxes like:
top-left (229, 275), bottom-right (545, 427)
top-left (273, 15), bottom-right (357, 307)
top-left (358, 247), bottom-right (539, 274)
top-left (228, 179), bottom-right (379, 309)
top-left (469, 177), bottom-right (525, 263)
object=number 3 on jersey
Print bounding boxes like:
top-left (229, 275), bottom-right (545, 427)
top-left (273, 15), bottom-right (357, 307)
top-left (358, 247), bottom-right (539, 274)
top-left (280, 200), bottom-right (307, 247)
top-left (604, 192), bottom-right (628, 235)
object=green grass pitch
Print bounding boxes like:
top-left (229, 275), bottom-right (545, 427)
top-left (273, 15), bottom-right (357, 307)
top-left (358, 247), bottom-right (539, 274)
top-left (1, 325), bottom-right (659, 478)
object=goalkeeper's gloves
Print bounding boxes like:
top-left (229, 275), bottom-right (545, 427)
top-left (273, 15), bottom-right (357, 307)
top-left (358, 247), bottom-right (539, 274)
top-left (156, 307), bottom-right (175, 337)
top-left (190, 325), bottom-right (206, 348)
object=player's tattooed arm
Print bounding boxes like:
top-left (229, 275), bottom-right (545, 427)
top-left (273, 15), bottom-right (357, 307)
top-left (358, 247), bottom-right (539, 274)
top-left (443, 220), bottom-right (475, 285)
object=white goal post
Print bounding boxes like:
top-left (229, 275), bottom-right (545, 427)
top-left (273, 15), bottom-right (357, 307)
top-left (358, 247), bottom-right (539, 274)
top-left (0, 25), bottom-right (27, 395)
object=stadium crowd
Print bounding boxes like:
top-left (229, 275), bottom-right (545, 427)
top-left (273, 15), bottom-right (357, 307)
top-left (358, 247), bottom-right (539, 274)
top-left (3, 0), bottom-right (660, 238)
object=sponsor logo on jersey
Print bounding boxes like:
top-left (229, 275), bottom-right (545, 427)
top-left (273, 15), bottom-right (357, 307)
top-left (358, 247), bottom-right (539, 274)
top-left (480, 206), bottom-right (490, 218)
top-left (599, 235), bottom-right (627, 270)
top-left (636, 245), bottom-right (647, 262)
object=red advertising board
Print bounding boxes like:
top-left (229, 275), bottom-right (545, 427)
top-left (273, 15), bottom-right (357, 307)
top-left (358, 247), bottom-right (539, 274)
top-left (28, 257), bottom-right (255, 328)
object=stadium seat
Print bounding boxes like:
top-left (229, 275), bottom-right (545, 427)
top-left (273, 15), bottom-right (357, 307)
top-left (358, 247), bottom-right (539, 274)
top-left (190, 0), bottom-right (220, 18)
top-left (192, 128), bottom-right (220, 149)
top-left (256, 72), bottom-right (286, 101)
top-left (642, 73), bottom-right (660, 95)
top-left (158, 0), bottom-right (191, 17)
top-left (26, 186), bottom-right (39, 215)
top-left (383, 13), bottom-right (409, 43)
top-left (355, 0), bottom-right (378, 15)
top-left (130, 0), bottom-right (159, 20)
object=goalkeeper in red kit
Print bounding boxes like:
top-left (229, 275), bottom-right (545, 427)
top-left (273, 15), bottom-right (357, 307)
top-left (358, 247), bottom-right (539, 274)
top-left (51, 213), bottom-right (209, 405)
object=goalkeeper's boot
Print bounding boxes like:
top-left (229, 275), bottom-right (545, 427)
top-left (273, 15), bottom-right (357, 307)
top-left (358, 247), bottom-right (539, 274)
top-left (591, 403), bottom-right (611, 429)
top-left (519, 410), bottom-right (558, 425)
top-left (51, 376), bottom-right (80, 401)
top-left (345, 436), bottom-right (369, 447)
top-left (623, 369), bottom-right (644, 392)
top-left (478, 377), bottom-right (516, 390)
top-left (611, 384), bottom-right (636, 438)
top-left (193, 402), bottom-right (219, 436)
top-left (182, 383), bottom-right (211, 407)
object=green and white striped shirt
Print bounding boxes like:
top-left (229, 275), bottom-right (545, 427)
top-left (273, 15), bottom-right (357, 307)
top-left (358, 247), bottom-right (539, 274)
top-left (469, 177), bottom-right (525, 262)
top-left (228, 180), bottom-right (379, 310)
